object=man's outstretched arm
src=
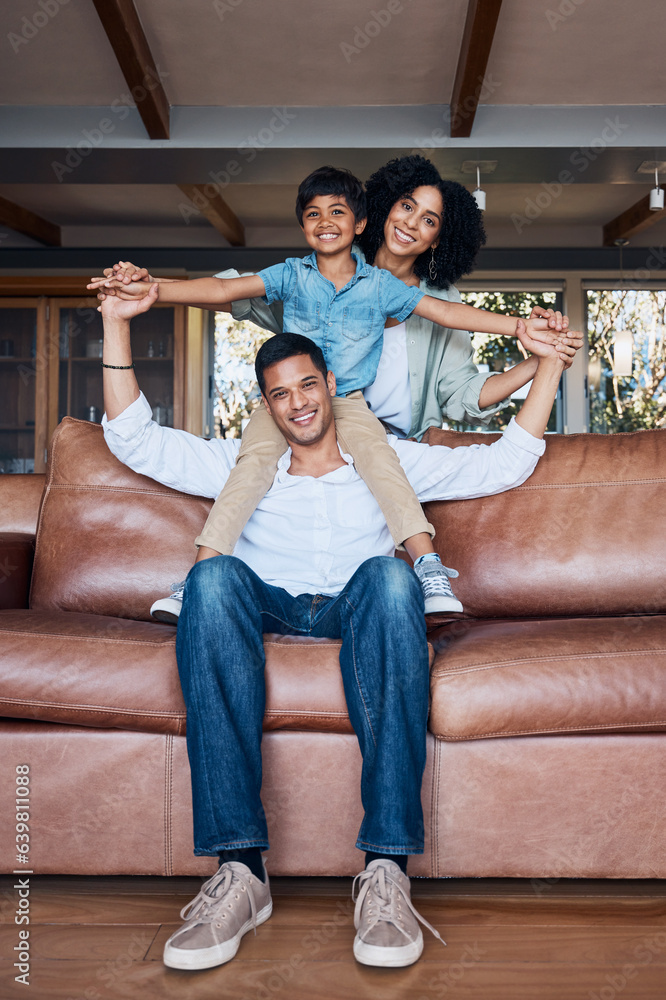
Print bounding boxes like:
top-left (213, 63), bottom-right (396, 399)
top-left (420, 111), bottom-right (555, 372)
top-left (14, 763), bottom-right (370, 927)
top-left (101, 282), bottom-right (157, 420)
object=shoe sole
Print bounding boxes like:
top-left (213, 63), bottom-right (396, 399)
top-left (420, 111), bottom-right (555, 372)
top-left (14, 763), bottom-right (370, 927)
top-left (150, 597), bottom-right (182, 625)
top-left (353, 930), bottom-right (423, 968)
top-left (423, 596), bottom-right (464, 614)
top-left (163, 900), bottom-right (273, 970)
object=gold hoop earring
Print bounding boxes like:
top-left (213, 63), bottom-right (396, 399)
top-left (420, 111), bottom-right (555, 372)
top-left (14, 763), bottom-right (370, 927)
top-left (428, 247), bottom-right (437, 282)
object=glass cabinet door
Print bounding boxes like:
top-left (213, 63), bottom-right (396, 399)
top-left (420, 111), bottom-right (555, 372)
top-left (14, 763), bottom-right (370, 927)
top-left (0, 302), bottom-right (39, 473)
top-left (55, 300), bottom-right (179, 428)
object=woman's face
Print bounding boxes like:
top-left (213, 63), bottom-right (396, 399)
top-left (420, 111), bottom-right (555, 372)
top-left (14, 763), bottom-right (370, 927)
top-left (383, 185), bottom-right (444, 257)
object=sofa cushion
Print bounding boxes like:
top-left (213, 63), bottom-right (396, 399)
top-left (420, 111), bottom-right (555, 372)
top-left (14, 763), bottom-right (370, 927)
top-left (421, 426), bottom-right (666, 619)
top-left (0, 473), bottom-right (45, 534)
top-left (0, 533), bottom-right (34, 610)
top-left (0, 612), bottom-right (434, 736)
top-left (30, 418), bottom-right (212, 621)
top-left (429, 615), bottom-right (666, 740)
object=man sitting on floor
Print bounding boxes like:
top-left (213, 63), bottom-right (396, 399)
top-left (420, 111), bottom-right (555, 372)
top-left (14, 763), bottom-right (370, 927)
top-left (100, 284), bottom-right (570, 971)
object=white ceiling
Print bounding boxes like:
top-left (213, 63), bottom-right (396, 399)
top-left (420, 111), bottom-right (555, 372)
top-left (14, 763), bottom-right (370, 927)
top-left (0, 0), bottom-right (665, 258)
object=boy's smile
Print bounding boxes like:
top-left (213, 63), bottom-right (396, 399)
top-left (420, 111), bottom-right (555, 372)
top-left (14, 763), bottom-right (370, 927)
top-left (301, 194), bottom-right (366, 256)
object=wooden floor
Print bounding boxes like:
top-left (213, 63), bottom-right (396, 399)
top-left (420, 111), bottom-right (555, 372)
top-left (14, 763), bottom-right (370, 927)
top-left (1, 875), bottom-right (665, 999)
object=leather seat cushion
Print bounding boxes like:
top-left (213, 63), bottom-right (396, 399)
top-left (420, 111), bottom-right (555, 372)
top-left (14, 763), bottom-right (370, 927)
top-left (429, 615), bottom-right (666, 740)
top-left (0, 611), bottom-right (434, 736)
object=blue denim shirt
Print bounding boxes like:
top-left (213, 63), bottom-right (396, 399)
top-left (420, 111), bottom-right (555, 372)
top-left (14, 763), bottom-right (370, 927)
top-left (258, 251), bottom-right (424, 396)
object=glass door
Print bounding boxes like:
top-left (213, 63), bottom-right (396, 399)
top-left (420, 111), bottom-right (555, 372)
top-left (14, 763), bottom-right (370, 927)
top-left (0, 300), bottom-right (40, 473)
top-left (53, 299), bottom-right (180, 431)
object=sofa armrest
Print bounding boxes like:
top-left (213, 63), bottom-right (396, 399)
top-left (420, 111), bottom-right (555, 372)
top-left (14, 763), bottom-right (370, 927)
top-left (0, 533), bottom-right (35, 611)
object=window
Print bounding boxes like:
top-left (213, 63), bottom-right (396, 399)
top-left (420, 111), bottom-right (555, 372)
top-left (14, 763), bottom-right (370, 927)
top-left (586, 288), bottom-right (666, 433)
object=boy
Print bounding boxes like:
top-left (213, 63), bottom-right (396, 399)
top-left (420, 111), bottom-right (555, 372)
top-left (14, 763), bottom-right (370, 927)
top-left (89, 166), bottom-right (574, 618)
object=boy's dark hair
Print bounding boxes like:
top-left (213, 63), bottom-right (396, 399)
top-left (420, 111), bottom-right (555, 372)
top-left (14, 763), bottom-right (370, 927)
top-left (295, 165), bottom-right (367, 226)
top-left (255, 333), bottom-right (328, 395)
top-left (356, 154), bottom-right (486, 289)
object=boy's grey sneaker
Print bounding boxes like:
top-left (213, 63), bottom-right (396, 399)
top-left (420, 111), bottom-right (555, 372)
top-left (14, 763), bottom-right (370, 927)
top-left (163, 860), bottom-right (272, 970)
top-left (413, 559), bottom-right (463, 614)
top-left (150, 580), bottom-right (186, 624)
top-left (352, 859), bottom-right (446, 968)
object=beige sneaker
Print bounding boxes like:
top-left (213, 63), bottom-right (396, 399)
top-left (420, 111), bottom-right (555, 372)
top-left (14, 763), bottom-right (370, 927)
top-left (352, 859), bottom-right (446, 967)
top-left (163, 861), bottom-right (272, 970)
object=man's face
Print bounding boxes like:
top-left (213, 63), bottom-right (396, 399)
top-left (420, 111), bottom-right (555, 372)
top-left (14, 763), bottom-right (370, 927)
top-left (262, 354), bottom-right (336, 447)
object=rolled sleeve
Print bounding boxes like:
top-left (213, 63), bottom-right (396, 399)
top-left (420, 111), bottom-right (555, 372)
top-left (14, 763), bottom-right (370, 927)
top-left (378, 269), bottom-right (425, 321)
top-left (215, 269), bottom-right (283, 332)
top-left (257, 262), bottom-right (293, 305)
top-left (444, 370), bottom-right (512, 424)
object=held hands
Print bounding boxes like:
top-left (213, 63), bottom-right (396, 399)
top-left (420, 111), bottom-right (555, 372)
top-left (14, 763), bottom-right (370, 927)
top-left (515, 317), bottom-right (583, 368)
top-left (99, 281), bottom-right (159, 321)
top-left (88, 260), bottom-right (155, 307)
top-left (522, 304), bottom-right (569, 346)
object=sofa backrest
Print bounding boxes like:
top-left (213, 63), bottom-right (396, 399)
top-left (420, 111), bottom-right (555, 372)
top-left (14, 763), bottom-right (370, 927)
top-left (30, 418), bottom-right (213, 621)
top-left (30, 417), bottom-right (666, 621)
top-left (421, 425), bottom-right (666, 618)
top-left (0, 474), bottom-right (46, 534)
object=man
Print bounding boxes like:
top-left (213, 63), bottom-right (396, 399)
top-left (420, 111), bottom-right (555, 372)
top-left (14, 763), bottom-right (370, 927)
top-left (100, 285), bottom-right (570, 972)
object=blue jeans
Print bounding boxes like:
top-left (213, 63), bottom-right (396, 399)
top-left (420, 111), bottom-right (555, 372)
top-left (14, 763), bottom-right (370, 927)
top-left (175, 555), bottom-right (429, 857)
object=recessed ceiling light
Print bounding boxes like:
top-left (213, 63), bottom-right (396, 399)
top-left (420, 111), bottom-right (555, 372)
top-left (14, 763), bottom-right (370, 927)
top-left (461, 160), bottom-right (497, 175)
top-left (636, 160), bottom-right (666, 175)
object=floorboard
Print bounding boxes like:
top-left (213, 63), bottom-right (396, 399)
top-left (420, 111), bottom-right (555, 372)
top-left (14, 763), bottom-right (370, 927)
top-left (1, 876), bottom-right (664, 1000)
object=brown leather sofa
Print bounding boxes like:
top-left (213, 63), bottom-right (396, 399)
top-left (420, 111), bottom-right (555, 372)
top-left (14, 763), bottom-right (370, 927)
top-left (1, 418), bottom-right (665, 878)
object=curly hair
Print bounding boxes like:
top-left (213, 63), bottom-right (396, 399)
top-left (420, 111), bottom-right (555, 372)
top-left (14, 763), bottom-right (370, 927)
top-left (357, 155), bottom-right (486, 289)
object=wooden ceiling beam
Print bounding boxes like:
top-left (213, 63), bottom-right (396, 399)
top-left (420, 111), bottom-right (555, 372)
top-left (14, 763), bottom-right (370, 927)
top-left (603, 192), bottom-right (666, 246)
top-left (178, 185), bottom-right (246, 247)
top-left (91, 0), bottom-right (170, 140)
top-left (450, 0), bottom-right (504, 138)
top-left (0, 195), bottom-right (61, 246)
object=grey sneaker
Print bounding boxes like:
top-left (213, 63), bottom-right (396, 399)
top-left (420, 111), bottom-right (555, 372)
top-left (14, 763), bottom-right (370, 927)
top-left (413, 559), bottom-right (463, 614)
top-left (352, 859), bottom-right (446, 967)
top-left (151, 580), bottom-right (186, 625)
top-left (163, 861), bottom-right (272, 970)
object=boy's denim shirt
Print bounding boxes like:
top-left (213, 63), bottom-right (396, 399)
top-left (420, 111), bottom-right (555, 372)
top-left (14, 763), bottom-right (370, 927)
top-left (258, 251), bottom-right (424, 396)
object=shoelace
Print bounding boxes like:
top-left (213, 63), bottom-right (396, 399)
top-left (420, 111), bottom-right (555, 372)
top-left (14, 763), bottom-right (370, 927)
top-left (180, 862), bottom-right (259, 933)
top-left (169, 580), bottom-right (186, 600)
top-left (419, 564), bottom-right (458, 599)
top-left (352, 864), bottom-right (446, 948)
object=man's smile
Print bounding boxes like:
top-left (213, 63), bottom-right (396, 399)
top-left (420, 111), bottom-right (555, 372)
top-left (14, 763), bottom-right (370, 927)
top-left (290, 408), bottom-right (317, 426)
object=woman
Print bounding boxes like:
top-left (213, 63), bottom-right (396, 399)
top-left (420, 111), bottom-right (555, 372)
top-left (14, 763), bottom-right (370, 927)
top-left (355, 154), bottom-right (567, 439)
top-left (99, 154), bottom-right (573, 439)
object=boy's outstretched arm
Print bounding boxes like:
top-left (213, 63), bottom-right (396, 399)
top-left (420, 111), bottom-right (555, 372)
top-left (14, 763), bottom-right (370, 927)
top-left (413, 294), bottom-right (577, 348)
top-left (88, 272), bottom-right (266, 307)
top-left (92, 260), bottom-right (238, 312)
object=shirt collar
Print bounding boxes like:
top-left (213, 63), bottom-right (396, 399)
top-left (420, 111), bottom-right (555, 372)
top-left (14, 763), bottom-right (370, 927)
top-left (275, 444), bottom-right (355, 482)
top-left (301, 249), bottom-right (372, 282)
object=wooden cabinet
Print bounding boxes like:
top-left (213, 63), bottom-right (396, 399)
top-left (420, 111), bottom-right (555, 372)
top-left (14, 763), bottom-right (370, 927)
top-left (0, 278), bottom-right (199, 474)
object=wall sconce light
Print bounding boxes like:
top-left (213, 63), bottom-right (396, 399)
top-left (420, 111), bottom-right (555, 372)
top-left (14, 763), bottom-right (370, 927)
top-left (650, 165), bottom-right (664, 211)
top-left (612, 329), bottom-right (633, 377)
top-left (472, 165), bottom-right (486, 211)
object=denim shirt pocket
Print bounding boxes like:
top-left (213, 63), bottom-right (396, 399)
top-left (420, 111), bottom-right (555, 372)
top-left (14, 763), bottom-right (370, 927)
top-left (341, 306), bottom-right (375, 342)
top-left (291, 295), bottom-right (321, 333)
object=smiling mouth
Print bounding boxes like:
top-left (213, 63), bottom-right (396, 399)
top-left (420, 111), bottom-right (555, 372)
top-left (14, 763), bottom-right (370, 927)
top-left (317, 232), bottom-right (339, 241)
top-left (393, 226), bottom-right (416, 244)
top-left (291, 409), bottom-right (317, 426)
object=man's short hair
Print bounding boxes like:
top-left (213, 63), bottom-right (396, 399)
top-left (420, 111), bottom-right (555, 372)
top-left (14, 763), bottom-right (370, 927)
top-left (255, 333), bottom-right (328, 395)
top-left (295, 165), bottom-right (367, 226)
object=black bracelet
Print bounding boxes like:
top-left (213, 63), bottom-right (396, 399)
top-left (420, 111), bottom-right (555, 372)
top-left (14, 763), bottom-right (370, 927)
top-left (101, 362), bottom-right (135, 369)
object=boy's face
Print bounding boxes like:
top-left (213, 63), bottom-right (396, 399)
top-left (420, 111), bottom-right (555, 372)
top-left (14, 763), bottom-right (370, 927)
top-left (300, 194), bottom-right (366, 256)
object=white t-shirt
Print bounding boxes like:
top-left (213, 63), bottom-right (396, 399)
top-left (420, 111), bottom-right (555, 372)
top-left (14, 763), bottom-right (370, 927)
top-left (363, 322), bottom-right (412, 437)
